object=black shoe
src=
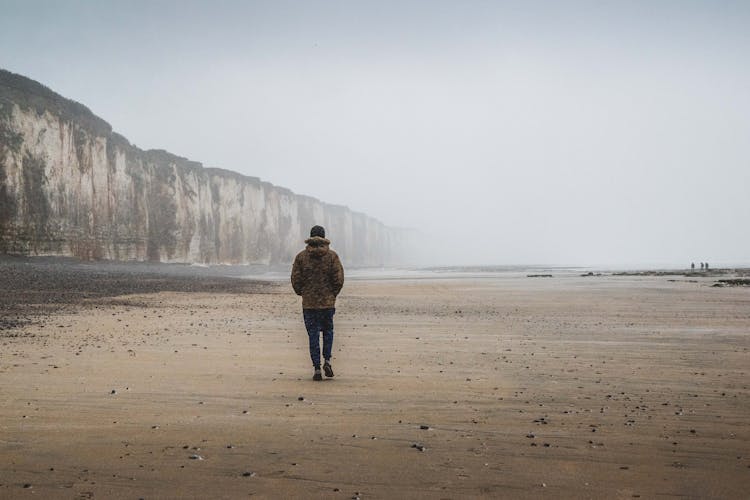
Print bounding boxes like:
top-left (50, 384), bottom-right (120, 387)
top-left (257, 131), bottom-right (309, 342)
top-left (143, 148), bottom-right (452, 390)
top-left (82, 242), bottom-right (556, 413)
top-left (323, 362), bottom-right (334, 378)
top-left (313, 369), bottom-right (323, 381)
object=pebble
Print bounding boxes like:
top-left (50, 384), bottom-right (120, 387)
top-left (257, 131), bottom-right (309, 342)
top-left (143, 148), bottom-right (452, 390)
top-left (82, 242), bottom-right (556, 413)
top-left (411, 443), bottom-right (426, 451)
top-left (420, 425), bottom-right (430, 430)
top-left (241, 471), bottom-right (256, 477)
top-left (189, 454), bottom-right (204, 460)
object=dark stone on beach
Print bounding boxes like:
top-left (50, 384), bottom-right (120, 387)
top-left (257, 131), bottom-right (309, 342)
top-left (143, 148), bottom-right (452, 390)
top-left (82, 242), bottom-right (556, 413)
top-left (411, 443), bottom-right (426, 451)
top-left (23, 483), bottom-right (32, 488)
top-left (110, 389), bottom-right (116, 394)
top-left (526, 433), bottom-right (535, 438)
top-left (242, 471), bottom-right (256, 477)
top-left (420, 425), bottom-right (430, 430)
top-left (298, 396), bottom-right (304, 401)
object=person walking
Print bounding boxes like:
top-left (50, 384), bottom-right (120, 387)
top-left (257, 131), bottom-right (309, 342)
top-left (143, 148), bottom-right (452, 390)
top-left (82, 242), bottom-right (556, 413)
top-left (291, 225), bottom-right (345, 381)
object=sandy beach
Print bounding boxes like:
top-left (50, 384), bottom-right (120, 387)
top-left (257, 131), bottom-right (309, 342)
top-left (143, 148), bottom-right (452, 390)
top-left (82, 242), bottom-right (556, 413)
top-left (1, 261), bottom-right (749, 499)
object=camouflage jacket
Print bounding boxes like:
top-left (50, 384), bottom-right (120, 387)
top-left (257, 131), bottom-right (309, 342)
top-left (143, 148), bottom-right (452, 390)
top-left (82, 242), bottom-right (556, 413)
top-left (291, 236), bottom-right (345, 309)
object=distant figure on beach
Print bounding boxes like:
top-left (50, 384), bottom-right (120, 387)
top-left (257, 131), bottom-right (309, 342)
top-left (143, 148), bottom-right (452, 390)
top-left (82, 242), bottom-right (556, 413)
top-left (691, 262), bottom-right (695, 271)
top-left (705, 262), bottom-right (709, 270)
top-left (701, 262), bottom-right (704, 270)
top-left (291, 225), bottom-right (345, 381)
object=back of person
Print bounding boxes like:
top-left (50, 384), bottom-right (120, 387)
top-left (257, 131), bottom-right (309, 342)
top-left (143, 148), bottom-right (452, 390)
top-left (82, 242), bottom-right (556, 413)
top-left (291, 235), bottom-right (343, 309)
top-left (291, 225), bottom-right (345, 380)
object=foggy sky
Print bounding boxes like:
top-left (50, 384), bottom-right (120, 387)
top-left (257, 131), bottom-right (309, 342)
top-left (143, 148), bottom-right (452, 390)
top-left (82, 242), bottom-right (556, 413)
top-left (2, 0), bottom-right (749, 266)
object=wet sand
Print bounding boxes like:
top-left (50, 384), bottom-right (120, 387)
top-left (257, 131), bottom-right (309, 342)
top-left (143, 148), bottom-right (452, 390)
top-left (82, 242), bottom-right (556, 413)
top-left (1, 265), bottom-right (749, 498)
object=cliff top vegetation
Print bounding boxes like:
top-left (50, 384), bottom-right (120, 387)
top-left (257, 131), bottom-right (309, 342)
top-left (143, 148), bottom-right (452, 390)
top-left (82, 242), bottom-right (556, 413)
top-left (0, 68), bottom-right (112, 136)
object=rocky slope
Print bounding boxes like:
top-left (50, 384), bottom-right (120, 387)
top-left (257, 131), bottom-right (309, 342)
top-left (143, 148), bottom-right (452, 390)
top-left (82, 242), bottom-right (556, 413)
top-left (0, 69), bottom-right (407, 266)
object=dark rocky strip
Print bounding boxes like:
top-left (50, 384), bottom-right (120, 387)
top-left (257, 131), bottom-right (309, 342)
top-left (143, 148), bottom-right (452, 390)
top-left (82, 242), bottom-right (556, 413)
top-left (714, 278), bottom-right (750, 287)
top-left (0, 255), bottom-right (277, 331)
top-left (613, 269), bottom-right (750, 277)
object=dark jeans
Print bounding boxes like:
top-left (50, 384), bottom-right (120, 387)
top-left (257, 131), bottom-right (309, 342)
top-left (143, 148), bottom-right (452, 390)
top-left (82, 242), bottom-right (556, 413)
top-left (303, 308), bottom-right (335, 368)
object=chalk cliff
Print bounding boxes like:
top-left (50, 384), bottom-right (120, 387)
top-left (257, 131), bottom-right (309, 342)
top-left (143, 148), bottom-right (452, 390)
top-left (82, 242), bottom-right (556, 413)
top-left (0, 70), bottom-right (407, 266)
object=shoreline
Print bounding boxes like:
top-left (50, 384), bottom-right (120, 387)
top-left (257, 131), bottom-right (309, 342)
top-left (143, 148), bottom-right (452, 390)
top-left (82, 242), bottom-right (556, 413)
top-left (3, 255), bottom-right (748, 331)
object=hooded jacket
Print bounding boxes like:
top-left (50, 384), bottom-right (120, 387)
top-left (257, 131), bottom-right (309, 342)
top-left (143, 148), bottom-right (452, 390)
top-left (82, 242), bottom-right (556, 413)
top-left (291, 236), bottom-right (345, 309)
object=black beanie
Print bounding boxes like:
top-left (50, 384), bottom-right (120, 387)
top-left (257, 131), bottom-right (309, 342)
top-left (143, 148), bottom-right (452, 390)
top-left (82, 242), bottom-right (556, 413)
top-left (310, 225), bottom-right (325, 238)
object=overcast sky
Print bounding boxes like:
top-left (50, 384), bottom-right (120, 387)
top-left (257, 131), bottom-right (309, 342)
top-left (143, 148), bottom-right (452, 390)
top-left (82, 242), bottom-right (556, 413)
top-left (1, 0), bottom-right (749, 266)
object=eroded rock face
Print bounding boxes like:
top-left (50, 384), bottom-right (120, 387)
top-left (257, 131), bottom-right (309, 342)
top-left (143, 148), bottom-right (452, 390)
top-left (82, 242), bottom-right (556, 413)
top-left (0, 70), bottom-right (406, 266)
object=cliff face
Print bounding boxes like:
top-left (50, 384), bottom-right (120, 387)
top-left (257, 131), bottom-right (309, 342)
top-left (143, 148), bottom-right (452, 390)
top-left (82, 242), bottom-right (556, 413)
top-left (0, 70), bottom-right (405, 266)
